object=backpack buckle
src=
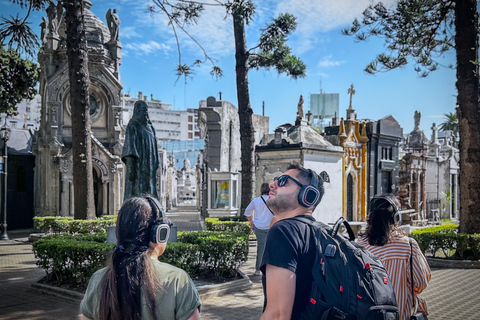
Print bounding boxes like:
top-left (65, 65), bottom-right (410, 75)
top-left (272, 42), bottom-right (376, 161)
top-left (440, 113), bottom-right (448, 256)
top-left (328, 307), bottom-right (347, 319)
top-left (325, 244), bottom-right (337, 257)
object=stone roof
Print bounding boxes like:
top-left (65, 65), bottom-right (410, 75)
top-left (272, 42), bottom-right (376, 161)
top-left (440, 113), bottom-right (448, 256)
top-left (260, 120), bottom-right (343, 153)
top-left (287, 121), bottom-right (335, 147)
top-left (406, 128), bottom-right (428, 150)
top-left (58, 1), bottom-right (110, 46)
top-left (0, 129), bottom-right (34, 155)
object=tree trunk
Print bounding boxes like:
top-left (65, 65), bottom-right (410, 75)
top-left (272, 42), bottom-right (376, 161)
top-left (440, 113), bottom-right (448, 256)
top-left (63, 0), bottom-right (95, 220)
top-left (232, 4), bottom-right (255, 218)
top-left (455, 0), bottom-right (480, 233)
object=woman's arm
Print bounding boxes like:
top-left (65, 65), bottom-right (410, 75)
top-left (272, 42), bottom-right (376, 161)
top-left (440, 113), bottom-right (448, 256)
top-left (187, 308), bottom-right (200, 320)
top-left (412, 239), bottom-right (432, 293)
top-left (80, 315), bottom-right (93, 320)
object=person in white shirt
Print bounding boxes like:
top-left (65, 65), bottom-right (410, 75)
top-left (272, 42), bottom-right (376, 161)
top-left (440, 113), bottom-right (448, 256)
top-left (245, 182), bottom-right (273, 276)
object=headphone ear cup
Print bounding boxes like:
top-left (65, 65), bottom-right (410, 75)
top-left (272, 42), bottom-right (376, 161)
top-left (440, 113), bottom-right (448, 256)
top-left (297, 186), bottom-right (320, 207)
top-left (394, 212), bottom-right (400, 224)
top-left (298, 186), bottom-right (307, 207)
top-left (151, 222), bottom-right (170, 243)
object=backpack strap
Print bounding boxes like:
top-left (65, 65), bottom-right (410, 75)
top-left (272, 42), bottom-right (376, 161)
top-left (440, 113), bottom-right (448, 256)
top-left (332, 217), bottom-right (356, 241)
top-left (260, 195), bottom-right (275, 216)
top-left (293, 216), bottom-right (356, 241)
top-left (408, 237), bottom-right (418, 314)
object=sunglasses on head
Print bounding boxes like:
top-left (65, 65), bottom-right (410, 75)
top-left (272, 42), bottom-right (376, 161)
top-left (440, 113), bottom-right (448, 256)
top-left (274, 175), bottom-right (304, 188)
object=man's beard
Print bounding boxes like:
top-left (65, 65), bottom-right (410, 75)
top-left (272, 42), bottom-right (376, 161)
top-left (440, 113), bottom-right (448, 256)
top-left (267, 192), bottom-right (297, 214)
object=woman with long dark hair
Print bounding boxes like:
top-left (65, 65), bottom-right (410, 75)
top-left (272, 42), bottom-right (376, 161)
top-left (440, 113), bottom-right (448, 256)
top-left (80, 197), bottom-right (201, 320)
top-left (358, 195), bottom-right (431, 320)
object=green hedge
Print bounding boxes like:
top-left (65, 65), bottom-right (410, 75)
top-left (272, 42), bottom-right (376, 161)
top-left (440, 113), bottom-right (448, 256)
top-left (175, 230), bottom-right (249, 277)
top-left (411, 224), bottom-right (480, 260)
top-left (33, 216), bottom-right (116, 234)
top-left (32, 230), bottom-right (249, 287)
top-left (32, 233), bottom-right (113, 286)
top-left (205, 218), bottom-right (251, 236)
top-left (217, 216), bottom-right (244, 222)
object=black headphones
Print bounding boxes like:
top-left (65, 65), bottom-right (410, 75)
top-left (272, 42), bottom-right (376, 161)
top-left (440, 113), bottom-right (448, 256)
top-left (369, 196), bottom-right (400, 224)
top-left (298, 169), bottom-right (321, 208)
top-left (145, 196), bottom-right (170, 244)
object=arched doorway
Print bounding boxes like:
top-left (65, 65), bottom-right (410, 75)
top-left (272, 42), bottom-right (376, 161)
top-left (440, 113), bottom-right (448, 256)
top-left (347, 173), bottom-right (353, 221)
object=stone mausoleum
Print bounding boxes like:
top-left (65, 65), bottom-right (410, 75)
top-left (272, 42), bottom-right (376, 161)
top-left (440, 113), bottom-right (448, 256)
top-left (34, 0), bottom-right (125, 217)
top-left (256, 97), bottom-right (344, 224)
top-left (198, 96), bottom-right (269, 217)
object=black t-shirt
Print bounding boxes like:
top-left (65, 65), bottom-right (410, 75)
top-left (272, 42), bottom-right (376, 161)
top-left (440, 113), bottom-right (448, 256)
top-left (260, 215), bottom-right (316, 320)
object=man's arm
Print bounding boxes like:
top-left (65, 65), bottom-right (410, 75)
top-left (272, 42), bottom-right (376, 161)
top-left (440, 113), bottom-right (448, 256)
top-left (187, 308), bottom-right (200, 320)
top-left (260, 264), bottom-right (296, 320)
top-left (244, 199), bottom-right (255, 230)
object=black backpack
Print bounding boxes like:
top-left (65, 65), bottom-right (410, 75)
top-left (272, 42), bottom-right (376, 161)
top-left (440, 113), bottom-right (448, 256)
top-left (292, 216), bottom-right (399, 320)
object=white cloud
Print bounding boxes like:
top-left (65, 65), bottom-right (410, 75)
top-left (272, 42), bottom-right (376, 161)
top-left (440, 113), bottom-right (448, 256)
top-left (124, 41), bottom-right (171, 56)
top-left (317, 72), bottom-right (329, 78)
top-left (274, 0), bottom-right (398, 52)
top-left (122, 0), bottom-right (397, 61)
top-left (142, 2), bottom-right (234, 59)
top-left (121, 26), bottom-right (141, 39)
top-left (318, 55), bottom-right (342, 68)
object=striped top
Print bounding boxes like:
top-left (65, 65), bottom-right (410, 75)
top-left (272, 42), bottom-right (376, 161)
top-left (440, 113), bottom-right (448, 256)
top-left (358, 231), bottom-right (431, 320)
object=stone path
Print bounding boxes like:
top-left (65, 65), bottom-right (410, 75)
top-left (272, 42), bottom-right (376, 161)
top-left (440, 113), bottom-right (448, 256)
top-left (1, 207), bottom-right (480, 319)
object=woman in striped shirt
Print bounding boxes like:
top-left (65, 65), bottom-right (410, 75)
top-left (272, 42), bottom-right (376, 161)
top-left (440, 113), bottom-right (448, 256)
top-left (358, 195), bottom-right (431, 320)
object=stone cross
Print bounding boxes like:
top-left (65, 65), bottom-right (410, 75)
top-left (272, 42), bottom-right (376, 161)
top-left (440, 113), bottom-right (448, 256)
top-left (306, 110), bottom-right (312, 123)
top-left (348, 84), bottom-right (355, 109)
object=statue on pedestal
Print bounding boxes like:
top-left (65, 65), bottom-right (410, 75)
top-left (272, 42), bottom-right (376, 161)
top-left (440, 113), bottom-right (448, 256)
top-left (297, 94), bottom-right (304, 120)
top-left (122, 101), bottom-right (160, 201)
top-left (106, 8), bottom-right (120, 42)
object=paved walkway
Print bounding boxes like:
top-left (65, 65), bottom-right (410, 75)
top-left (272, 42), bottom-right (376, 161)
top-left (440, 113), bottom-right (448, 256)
top-left (0, 207), bottom-right (479, 319)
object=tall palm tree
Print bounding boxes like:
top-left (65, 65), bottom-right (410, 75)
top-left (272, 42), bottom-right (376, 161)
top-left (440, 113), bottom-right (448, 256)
top-left (439, 112), bottom-right (458, 137)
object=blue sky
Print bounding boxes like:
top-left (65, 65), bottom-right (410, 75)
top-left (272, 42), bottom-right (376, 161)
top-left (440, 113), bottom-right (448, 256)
top-left (2, 0), bottom-right (457, 136)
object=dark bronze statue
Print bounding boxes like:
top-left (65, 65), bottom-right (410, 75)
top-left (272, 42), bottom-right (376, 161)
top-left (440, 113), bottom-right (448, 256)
top-left (122, 101), bottom-right (160, 202)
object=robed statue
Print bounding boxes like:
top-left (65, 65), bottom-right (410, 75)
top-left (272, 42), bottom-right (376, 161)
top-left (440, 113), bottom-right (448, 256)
top-left (106, 8), bottom-right (120, 42)
top-left (297, 94), bottom-right (304, 120)
top-left (122, 101), bottom-right (160, 201)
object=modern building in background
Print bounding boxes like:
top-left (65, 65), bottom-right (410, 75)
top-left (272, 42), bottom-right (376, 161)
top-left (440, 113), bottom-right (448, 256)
top-left (4, 94), bottom-right (42, 130)
top-left (160, 139), bottom-right (204, 170)
top-left (309, 91), bottom-right (339, 130)
top-left (121, 92), bottom-right (199, 142)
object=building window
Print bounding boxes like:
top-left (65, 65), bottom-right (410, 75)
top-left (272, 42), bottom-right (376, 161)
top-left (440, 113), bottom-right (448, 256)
top-left (188, 124), bottom-right (193, 130)
top-left (382, 146), bottom-right (393, 160)
top-left (89, 95), bottom-right (98, 116)
top-left (188, 133), bottom-right (193, 139)
top-left (347, 174), bottom-right (353, 221)
top-left (188, 116), bottom-right (193, 122)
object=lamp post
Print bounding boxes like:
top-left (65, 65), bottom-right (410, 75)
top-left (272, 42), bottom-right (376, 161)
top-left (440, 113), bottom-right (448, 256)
top-left (0, 122), bottom-right (10, 240)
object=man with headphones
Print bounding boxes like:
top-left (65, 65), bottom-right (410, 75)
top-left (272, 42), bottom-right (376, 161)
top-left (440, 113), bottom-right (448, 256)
top-left (259, 162), bottom-right (324, 320)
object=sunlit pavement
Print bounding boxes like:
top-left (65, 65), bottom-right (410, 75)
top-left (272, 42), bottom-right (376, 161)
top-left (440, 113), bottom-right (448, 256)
top-left (1, 209), bottom-right (479, 320)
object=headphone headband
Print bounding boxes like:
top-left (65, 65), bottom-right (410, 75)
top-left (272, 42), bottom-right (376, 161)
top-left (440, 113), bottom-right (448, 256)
top-left (145, 196), bottom-right (169, 244)
top-left (369, 196), bottom-right (400, 224)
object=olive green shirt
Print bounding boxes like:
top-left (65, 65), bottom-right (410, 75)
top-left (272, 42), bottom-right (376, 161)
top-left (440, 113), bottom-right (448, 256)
top-left (80, 260), bottom-right (201, 320)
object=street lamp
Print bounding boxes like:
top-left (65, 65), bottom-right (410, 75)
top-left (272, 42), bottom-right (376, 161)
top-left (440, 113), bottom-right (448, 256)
top-left (0, 122), bottom-right (10, 241)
